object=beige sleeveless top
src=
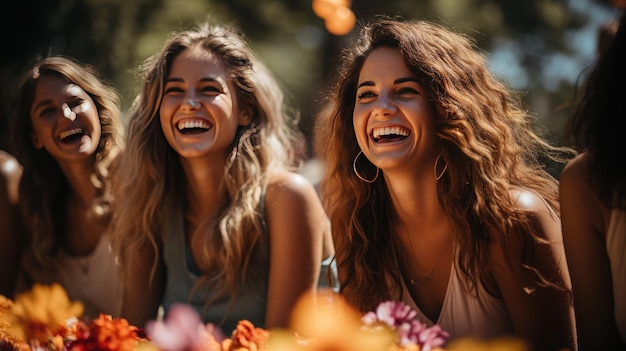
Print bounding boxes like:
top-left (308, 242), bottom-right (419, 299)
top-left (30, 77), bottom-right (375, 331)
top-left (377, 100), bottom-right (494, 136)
top-left (607, 208), bottom-right (626, 341)
top-left (16, 233), bottom-right (123, 319)
top-left (401, 260), bottom-right (513, 341)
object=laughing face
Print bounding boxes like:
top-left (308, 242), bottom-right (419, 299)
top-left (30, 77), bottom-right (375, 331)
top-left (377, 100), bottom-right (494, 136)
top-left (353, 47), bottom-right (439, 175)
top-left (159, 46), bottom-right (250, 161)
top-left (29, 75), bottom-right (102, 163)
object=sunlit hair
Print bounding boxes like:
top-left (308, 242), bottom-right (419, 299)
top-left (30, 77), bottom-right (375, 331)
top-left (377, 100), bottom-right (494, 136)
top-left (316, 18), bottom-right (571, 312)
top-left (110, 22), bottom-right (298, 305)
top-left (568, 10), bottom-right (626, 209)
top-left (10, 56), bottom-right (124, 265)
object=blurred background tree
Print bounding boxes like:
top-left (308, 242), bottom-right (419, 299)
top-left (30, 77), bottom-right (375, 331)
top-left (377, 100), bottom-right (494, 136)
top-left (1, 0), bottom-right (622, 164)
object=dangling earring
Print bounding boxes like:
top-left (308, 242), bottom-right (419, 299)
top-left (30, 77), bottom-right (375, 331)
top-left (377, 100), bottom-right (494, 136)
top-left (353, 151), bottom-right (379, 183)
top-left (434, 152), bottom-right (448, 180)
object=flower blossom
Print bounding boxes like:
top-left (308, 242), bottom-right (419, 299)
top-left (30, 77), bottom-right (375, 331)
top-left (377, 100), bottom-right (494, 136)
top-left (222, 320), bottom-right (269, 351)
top-left (362, 301), bottom-right (448, 351)
top-left (66, 314), bottom-right (144, 351)
top-left (145, 303), bottom-right (224, 351)
top-left (0, 283), bottom-right (83, 343)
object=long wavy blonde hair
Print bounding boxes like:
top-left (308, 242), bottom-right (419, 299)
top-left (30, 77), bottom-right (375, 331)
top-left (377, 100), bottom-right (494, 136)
top-left (10, 56), bottom-right (123, 265)
top-left (110, 22), bottom-right (298, 301)
top-left (316, 18), bottom-right (571, 312)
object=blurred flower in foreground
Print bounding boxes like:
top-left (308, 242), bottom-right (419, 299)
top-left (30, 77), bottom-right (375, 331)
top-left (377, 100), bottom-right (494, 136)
top-left (222, 320), bottom-right (269, 351)
top-left (145, 303), bottom-right (224, 351)
top-left (66, 314), bottom-right (145, 351)
top-left (362, 301), bottom-right (448, 351)
top-left (284, 289), bottom-right (396, 351)
top-left (0, 283), bottom-right (83, 344)
top-left (446, 336), bottom-right (530, 351)
top-left (0, 295), bottom-right (19, 349)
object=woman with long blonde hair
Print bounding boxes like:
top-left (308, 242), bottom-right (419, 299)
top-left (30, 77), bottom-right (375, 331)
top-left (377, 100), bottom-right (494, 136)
top-left (111, 22), bottom-right (330, 332)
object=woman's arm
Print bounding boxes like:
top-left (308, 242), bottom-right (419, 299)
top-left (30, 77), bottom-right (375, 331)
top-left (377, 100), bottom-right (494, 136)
top-left (560, 153), bottom-right (624, 350)
top-left (0, 151), bottom-right (23, 297)
top-left (264, 170), bottom-right (327, 329)
top-left (120, 241), bottom-right (166, 329)
top-left (489, 189), bottom-right (577, 351)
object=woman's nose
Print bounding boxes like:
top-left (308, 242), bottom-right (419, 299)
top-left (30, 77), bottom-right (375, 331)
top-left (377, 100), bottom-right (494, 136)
top-left (181, 97), bottom-right (201, 111)
top-left (61, 103), bottom-right (77, 121)
top-left (372, 94), bottom-right (397, 117)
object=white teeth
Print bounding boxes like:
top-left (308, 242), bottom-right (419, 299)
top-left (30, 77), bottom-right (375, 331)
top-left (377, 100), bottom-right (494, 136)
top-left (177, 120), bottom-right (210, 130)
top-left (372, 126), bottom-right (410, 139)
top-left (59, 128), bottom-right (83, 140)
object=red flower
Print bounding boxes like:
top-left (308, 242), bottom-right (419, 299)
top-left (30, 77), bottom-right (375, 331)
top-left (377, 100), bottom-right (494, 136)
top-left (67, 314), bottom-right (143, 351)
top-left (223, 320), bottom-right (269, 351)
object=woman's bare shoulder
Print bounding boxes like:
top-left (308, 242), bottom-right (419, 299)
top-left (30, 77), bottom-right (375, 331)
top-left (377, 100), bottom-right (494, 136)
top-left (0, 150), bottom-right (22, 204)
top-left (559, 152), bottom-right (592, 191)
top-left (266, 169), bottom-right (319, 200)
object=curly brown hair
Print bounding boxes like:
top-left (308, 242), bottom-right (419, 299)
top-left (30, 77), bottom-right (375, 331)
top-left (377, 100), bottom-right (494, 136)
top-left (316, 18), bottom-right (571, 312)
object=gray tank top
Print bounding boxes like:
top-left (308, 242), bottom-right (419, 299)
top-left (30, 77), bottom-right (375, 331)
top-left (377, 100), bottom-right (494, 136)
top-left (161, 206), bottom-right (269, 334)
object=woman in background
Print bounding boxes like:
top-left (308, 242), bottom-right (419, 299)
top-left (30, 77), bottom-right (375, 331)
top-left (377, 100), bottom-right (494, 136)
top-left (560, 9), bottom-right (626, 351)
top-left (10, 56), bottom-right (124, 319)
top-left (0, 150), bottom-right (23, 297)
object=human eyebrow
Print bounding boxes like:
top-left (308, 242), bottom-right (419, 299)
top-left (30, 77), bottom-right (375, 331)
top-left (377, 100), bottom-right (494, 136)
top-left (165, 77), bottom-right (221, 84)
top-left (32, 99), bottom-right (54, 112)
top-left (394, 77), bottom-right (420, 85)
top-left (356, 81), bottom-right (375, 89)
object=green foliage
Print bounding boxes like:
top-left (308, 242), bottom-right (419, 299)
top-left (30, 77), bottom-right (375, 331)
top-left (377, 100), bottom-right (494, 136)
top-left (0, 0), bottom-right (619, 154)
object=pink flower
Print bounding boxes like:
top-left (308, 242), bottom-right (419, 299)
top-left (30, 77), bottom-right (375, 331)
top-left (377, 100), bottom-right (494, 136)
top-left (362, 301), bottom-right (417, 328)
top-left (145, 304), bottom-right (225, 351)
top-left (362, 301), bottom-right (449, 351)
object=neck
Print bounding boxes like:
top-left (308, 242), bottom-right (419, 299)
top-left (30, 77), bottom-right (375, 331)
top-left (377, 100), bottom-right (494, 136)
top-left (180, 156), bottom-right (229, 223)
top-left (384, 171), bottom-right (445, 234)
top-left (59, 159), bottom-right (97, 207)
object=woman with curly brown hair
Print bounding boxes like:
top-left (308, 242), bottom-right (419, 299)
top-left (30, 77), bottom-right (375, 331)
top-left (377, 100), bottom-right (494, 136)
top-left (10, 56), bottom-right (124, 319)
top-left (315, 18), bottom-right (576, 350)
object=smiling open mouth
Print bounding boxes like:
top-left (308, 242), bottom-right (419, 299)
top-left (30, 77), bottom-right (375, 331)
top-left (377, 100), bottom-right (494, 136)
top-left (372, 126), bottom-right (410, 142)
top-left (58, 128), bottom-right (85, 143)
top-left (177, 121), bottom-right (212, 135)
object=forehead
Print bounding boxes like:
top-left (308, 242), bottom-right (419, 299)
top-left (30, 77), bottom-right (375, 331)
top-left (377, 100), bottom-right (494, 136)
top-left (169, 46), bottom-right (229, 78)
top-left (358, 47), bottom-right (414, 81)
top-left (33, 74), bottom-right (87, 101)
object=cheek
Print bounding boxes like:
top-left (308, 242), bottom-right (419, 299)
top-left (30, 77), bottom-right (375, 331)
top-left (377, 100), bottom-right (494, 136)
top-left (352, 109), bottom-right (367, 135)
top-left (213, 97), bottom-right (233, 117)
top-left (159, 99), bottom-right (174, 119)
top-left (29, 117), bottom-right (49, 139)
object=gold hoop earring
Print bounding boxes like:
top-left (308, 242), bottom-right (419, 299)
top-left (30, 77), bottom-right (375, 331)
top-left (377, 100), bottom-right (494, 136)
top-left (434, 152), bottom-right (448, 181)
top-left (353, 151), bottom-right (379, 183)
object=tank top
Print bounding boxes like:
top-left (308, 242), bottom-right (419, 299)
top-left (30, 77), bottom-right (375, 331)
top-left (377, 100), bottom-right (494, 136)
top-left (161, 207), bottom-right (270, 334)
top-left (16, 233), bottom-right (123, 319)
top-left (401, 259), bottom-right (513, 341)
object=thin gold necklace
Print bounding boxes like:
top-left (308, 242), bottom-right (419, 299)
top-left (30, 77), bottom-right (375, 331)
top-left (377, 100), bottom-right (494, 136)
top-left (404, 230), bottom-right (451, 285)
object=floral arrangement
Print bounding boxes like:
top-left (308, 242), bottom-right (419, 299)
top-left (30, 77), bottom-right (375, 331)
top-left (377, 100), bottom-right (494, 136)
top-left (0, 284), bottom-right (530, 351)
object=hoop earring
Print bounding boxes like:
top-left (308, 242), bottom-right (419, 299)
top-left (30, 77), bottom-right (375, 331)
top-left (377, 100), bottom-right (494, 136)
top-left (434, 152), bottom-right (448, 181)
top-left (353, 151), bottom-right (379, 183)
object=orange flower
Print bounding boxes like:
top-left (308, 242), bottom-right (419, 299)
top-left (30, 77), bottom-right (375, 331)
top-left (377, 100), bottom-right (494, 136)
top-left (90, 314), bottom-right (141, 351)
top-left (0, 283), bottom-right (83, 343)
top-left (223, 320), bottom-right (269, 351)
top-left (286, 290), bottom-right (396, 351)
